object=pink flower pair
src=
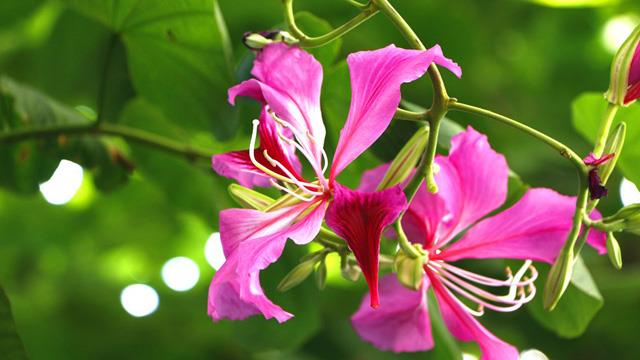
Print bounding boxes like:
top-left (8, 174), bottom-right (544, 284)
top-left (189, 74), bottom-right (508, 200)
top-left (208, 42), bottom-right (607, 359)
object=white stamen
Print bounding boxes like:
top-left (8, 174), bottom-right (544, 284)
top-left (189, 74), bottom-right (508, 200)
top-left (269, 179), bottom-right (316, 202)
top-left (262, 149), bottom-right (324, 196)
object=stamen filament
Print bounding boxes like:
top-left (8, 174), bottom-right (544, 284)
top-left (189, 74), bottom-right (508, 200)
top-left (269, 179), bottom-right (316, 202)
top-left (262, 149), bottom-right (324, 196)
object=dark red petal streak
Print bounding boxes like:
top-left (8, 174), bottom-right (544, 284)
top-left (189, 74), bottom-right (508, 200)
top-left (326, 184), bottom-right (407, 308)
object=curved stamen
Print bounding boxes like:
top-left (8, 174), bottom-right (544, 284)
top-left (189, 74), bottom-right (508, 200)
top-left (269, 179), bottom-right (316, 202)
top-left (262, 149), bottom-right (324, 196)
top-left (249, 120), bottom-right (303, 185)
top-left (434, 261), bottom-right (537, 288)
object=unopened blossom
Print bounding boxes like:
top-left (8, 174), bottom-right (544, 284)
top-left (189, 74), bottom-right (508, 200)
top-left (351, 128), bottom-right (607, 359)
top-left (583, 152), bottom-right (616, 200)
top-left (209, 43), bottom-right (462, 322)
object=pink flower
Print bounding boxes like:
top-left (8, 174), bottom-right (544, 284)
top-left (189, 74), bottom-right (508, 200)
top-left (209, 43), bottom-right (462, 322)
top-left (351, 127), bottom-right (607, 359)
top-left (625, 43), bottom-right (640, 104)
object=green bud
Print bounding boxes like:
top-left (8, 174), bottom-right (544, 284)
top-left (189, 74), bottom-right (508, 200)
top-left (228, 184), bottom-right (275, 210)
top-left (604, 203), bottom-right (640, 234)
top-left (543, 248), bottom-right (574, 311)
top-left (315, 258), bottom-right (327, 290)
top-left (340, 255), bottom-right (361, 282)
top-left (243, 33), bottom-right (273, 50)
top-left (605, 24), bottom-right (640, 106)
top-left (606, 233), bottom-right (623, 270)
top-left (393, 249), bottom-right (426, 291)
top-left (377, 126), bottom-right (429, 191)
top-left (273, 31), bottom-right (298, 45)
top-left (599, 122), bottom-right (626, 185)
top-left (277, 258), bottom-right (317, 292)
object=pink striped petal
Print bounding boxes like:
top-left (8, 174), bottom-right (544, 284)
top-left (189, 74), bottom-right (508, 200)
top-left (437, 188), bottom-right (607, 263)
top-left (433, 127), bottom-right (509, 246)
top-left (629, 43), bottom-right (640, 85)
top-left (357, 164), bottom-right (390, 192)
top-left (326, 184), bottom-right (407, 308)
top-left (208, 201), bottom-right (326, 322)
top-left (228, 44), bottom-right (325, 174)
top-left (351, 275), bottom-right (433, 352)
top-left (403, 183), bottom-right (449, 248)
top-left (212, 150), bottom-right (272, 188)
top-left (330, 45), bottom-right (461, 180)
top-left (430, 275), bottom-right (519, 360)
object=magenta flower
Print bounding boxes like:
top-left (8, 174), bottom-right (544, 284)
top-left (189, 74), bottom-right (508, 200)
top-left (209, 43), bottom-right (462, 322)
top-left (626, 43), bottom-right (640, 104)
top-left (351, 127), bottom-right (607, 359)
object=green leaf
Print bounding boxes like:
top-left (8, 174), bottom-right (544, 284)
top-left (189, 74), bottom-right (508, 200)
top-left (572, 92), bottom-right (640, 186)
top-left (528, 0), bottom-right (619, 7)
top-left (528, 256), bottom-right (604, 338)
top-left (62, 0), bottom-right (235, 137)
top-left (0, 286), bottom-right (28, 360)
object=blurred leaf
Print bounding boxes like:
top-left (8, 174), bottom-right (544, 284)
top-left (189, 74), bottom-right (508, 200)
top-left (572, 92), bottom-right (640, 187)
top-left (0, 77), bottom-right (130, 193)
top-left (528, 256), bottom-right (603, 338)
top-left (294, 12), bottom-right (342, 67)
top-left (0, 286), bottom-right (28, 360)
top-left (61, 0), bottom-right (236, 137)
top-left (528, 0), bottom-right (619, 7)
top-left (0, 0), bottom-right (41, 27)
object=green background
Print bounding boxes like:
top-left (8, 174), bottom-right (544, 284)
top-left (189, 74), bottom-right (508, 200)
top-left (1, 0), bottom-right (640, 359)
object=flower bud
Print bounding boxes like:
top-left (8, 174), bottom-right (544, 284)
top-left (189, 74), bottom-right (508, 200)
top-left (277, 258), bottom-right (317, 292)
top-left (599, 122), bottom-right (626, 184)
top-left (393, 248), bottom-right (426, 291)
top-left (377, 126), bottom-right (429, 191)
top-left (228, 184), bottom-right (274, 210)
top-left (340, 255), bottom-right (361, 282)
top-left (603, 203), bottom-right (640, 234)
top-left (605, 24), bottom-right (640, 106)
top-left (315, 258), bottom-right (327, 290)
top-left (242, 30), bottom-right (298, 50)
top-left (543, 248), bottom-right (574, 311)
top-left (606, 232), bottom-right (623, 270)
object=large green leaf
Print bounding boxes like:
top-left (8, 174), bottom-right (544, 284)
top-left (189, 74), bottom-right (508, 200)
top-left (528, 256), bottom-right (603, 338)
top-left (0, 286), bottom-right (28, 360)
top-left (571, 92), bottom-right (640, 186)
top-left (61, 0), bottom-right (235, 137)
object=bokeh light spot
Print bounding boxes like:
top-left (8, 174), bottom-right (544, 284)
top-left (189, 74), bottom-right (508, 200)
top-left (39, 159), bottom-right (84, 205)
top-left (601, 15), bottom-right (639, 54)
top-left (620, 177), bottom-right (640, 206)
top-left (120, 284), bottom-right (159, 317)
top-left (205, 232), bottom-right (225, 270)
top-left (161, 257), bottom-right (200, 292)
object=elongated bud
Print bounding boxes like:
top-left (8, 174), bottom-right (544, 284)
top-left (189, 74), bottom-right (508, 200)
top-left (603, 203), bottom-right (640, 234)
top-left (606, 233), bottom-right (623, 270)
top-left (543, 248), bottom-right (574, 311)
top-left (605, 24), bottom-right (640, 106)
top-left (377, 126), bottom-right (429, 191)
top-left (228, 184), bottom-right (274, 210)
top-left (393, 247), bottom-right (426, 291)
top-left (315, 258), bottom-right (327, 290)
top-left (599, 122), bottom-right (626, 184)
top-left (277, 258), bottom-right (317, 292)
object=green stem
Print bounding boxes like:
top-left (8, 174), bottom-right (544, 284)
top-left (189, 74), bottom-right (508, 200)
top-left (593, 103), bottom-right (619, 157)
top-left (449, 101), bottom-right (587, 172)
top-left (0, 122), bottom-right (213, 161)
top-left (318, 226), bottom-right (346, 248)
top-left (395, 108), bottom-right (427, 122)
top-left (395, 217), bottom-right (424, 258)
top-left (423, 113), bottom-right (442, 193)
top-left (283, 0), bottom-right (378, 48)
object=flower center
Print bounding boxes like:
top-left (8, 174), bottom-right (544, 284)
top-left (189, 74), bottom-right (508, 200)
top-left (426, 260), bottom-right (537, 316)
top-left (248, 111), bottom-right (329, 201)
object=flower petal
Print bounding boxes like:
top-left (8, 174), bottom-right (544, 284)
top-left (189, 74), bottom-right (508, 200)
top-left (437, 188), bottom-right (607, 263)
top-left (357, 164), bottom-right (390, 192)
top-left (330, 44), bottom-right (461, 179)
top-left (209, 201), bottom-right (326, 322)
top-left (351, 275), bottom-right (433, 352)
top-left (228, 44), bottom-right (325, 174)
top-left (403, 183), bottom-right (449, 248)
top-left (212, 150), bottom-right (272, 188)
top-left (432, 127), bottom-right (509, 246)
top-left (326, 184), bottom-right (407, 308)
top-left (629, 43), bottom-right (640, 86)
top-left (430, 274), bottom-right (519, 360)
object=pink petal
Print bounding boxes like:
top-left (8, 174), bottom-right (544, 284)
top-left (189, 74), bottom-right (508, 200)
top-left (583, 152), bottom-right (615, 166)
top-left (429, 274), bottom-right (519, 360)
top-left (326, 184), bottom-right (407, 308)
top-left (403, 183), bottom-right (449, 248)
top-left (351, 275), bottom-right (434, 352)
top-left (330, 45), bottom-right (460, 180)
top-left (209, 201), bottom-right (326, 322)
top-left (432, 127), bottom-right (509, 247)
top-left (357, 164), bottom-right (390, 192)
top-left (212, 109), bottom-right (302, 188)
top-left (629, 43), bottom-right (640, 86)
top-left (228, 44), bottom-right (325, 174)
top-left (437, 188), bottom-right (607, 263)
